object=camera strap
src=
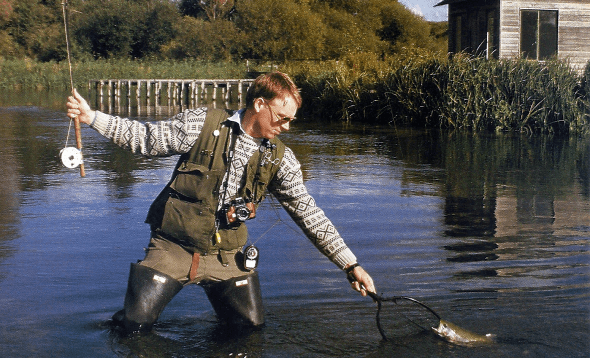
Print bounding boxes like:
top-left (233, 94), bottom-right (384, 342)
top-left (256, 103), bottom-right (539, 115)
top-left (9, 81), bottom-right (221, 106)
top-left (215, 121), bottom-right (240, 242)
top-left (214, 122), bottom-right (281, 270)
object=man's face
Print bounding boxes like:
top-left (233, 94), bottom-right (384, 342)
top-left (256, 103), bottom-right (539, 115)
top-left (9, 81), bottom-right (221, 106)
top-left (251, 95), bottom-right (298, 139)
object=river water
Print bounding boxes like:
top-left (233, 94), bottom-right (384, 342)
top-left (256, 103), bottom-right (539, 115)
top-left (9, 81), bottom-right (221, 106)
top-left (0, 91), bottom-right (588, 357)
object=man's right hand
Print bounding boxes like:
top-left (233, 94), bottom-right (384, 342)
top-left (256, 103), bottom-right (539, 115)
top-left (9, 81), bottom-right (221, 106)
top-left (66, 88), bottom-right (95, 125)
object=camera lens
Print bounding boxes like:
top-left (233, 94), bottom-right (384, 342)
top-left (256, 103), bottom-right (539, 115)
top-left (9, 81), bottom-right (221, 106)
top-left (246, 246), bottom-right (258, 259)
top-left (236, 207), bottom-right (250, 221)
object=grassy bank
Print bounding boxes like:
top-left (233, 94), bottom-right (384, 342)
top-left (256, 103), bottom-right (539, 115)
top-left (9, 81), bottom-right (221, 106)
top-left (0, 58), bottom-right (248, 90)
top-left (1, 55), bottom-right (588, 134)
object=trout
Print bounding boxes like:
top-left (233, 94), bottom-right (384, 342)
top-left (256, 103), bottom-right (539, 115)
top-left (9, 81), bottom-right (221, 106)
top-left (432, 319), bottom-right (495, 346)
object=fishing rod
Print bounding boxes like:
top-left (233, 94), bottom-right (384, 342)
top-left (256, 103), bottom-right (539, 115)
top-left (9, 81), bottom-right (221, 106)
top-left (60, 0), bottom-right (85, 177)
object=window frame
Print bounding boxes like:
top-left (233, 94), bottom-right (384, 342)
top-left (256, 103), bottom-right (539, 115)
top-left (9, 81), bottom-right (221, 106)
top-left (520, 9), bottom-right (559, 61)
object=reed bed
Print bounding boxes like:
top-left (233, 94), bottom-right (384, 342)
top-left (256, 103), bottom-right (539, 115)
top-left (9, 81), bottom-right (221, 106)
top-left (294, 54), bottom-right (590, 134)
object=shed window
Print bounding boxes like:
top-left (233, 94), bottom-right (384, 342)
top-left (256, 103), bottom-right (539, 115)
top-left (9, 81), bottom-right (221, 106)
top-left (520, 10), bottom-right (558, 60)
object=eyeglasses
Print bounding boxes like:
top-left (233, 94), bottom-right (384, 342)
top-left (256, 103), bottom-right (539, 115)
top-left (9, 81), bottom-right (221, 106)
top-left (262, 99), bottom-right (296, 123)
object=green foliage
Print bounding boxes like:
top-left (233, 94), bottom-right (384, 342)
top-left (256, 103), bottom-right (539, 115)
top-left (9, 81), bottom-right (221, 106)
top-left (74, 0), bottom-right (180, 59)
top-left (0, 0), bottom-right (445, 62)
top-left (74, 1), bottom-right (134, 59)
top-left (7, 0), bottom-right (67, 60)
top-left (581, 60), bottom-right (590, 104)
top-left (310, 1), bottom-right (385, 58)
top-left (235, 0), bottom-right (326, 61)
top-left (129, 1), bottom-right (180, 58)
top-left (163, 17), bottom-right (244, 62)
top-left (0, 30), bottom-right (15, 57)
top-left (179, 0), bottom-right (236, 21)
top-left (379, 2), bottom-right (433, 52)
top-left (0, 0), bottom-right (16, 57)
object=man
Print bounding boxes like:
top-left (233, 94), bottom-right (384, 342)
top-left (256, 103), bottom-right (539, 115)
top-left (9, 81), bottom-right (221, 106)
top-left (66, 72), bottom-right (375, 335)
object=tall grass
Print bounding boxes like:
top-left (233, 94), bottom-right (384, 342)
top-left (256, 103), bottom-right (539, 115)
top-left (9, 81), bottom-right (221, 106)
top-left (0, 57), bottom-right (248, 90)
top-left (439, 56), bottom-right (587, 133)
top-left (293, 53), bottom-right (590, 134)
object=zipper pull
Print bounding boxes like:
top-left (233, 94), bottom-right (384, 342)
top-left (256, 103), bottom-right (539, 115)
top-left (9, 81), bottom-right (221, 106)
top-left (214, 219), bottom-right (221, 245)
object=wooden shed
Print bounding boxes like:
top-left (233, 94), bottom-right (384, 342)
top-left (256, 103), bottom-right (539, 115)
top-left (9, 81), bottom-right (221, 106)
top-left (435, 0), bottom-right (590, 72)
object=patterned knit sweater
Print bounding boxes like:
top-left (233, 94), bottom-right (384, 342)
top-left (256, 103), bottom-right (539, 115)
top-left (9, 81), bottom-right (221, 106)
top-left (90, 108), bottom-right (357, 270)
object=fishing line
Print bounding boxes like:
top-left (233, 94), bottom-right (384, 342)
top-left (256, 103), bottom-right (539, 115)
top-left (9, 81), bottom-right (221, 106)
top-left (238, 192), bottom-right (297, 271)
top-left (250, 191), bottom-right (307, 247)
top-left (60, 0), bottom-right (85, 176)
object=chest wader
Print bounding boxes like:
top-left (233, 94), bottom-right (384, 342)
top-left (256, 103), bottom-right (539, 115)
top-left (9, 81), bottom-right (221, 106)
top-left (113, 109), bottom-right (284, 334)
top-left (112, 263), bottom-right (183, 335)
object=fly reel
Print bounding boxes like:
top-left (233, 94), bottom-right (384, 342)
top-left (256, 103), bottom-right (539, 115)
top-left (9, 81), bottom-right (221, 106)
top-left (60, 147), bottom-right (83, 169)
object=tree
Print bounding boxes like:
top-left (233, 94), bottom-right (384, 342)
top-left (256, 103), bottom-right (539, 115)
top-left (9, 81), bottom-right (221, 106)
top-left (7, 0), bottom-right (68, 60)
top-left (180, 0), bottom-right (236, 21)
top-left (0, 0), bottom-right (16, 56)
top-left (379, 2), bottom-right (437, 53)
top-left (163, 16), bottom-right (244, 61)
top-left (235, 0), bottom-right (326, 61)
top-left (75, 1), bottom-right (135, 59)
top-left (130, 1), bottom-right (180, 58)
top-left (311, 1), bottom-right (386, 59)
top-left (75, 0), bottom-right (180, 59)
top-left (0, 0), bottom-right (448, 62)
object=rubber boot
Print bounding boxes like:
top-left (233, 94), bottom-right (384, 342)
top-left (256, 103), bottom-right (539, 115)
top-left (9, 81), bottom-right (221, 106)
top-left (202, 271), bottom-right (265, 326)
top-left (113, 263), bottom-right (183, 335)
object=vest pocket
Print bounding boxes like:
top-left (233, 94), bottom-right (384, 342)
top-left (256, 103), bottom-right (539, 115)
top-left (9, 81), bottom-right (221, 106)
top-left (160, 196), bottom-right (216, 253)
top-left (217, 223), bottom-right (248, 251)
top-left (170, 164), bottom-right (222, 208)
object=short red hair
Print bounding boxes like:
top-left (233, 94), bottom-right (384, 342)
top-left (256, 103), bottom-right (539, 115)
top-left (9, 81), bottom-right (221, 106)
top-left (245, 72), bottom-right (302, 109)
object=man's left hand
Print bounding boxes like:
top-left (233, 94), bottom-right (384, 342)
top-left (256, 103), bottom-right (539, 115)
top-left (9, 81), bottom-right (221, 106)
top-left (347, 265), bottom-right (376, 297)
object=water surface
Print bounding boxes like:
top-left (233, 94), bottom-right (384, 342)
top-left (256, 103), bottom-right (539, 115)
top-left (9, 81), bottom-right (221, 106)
top-left (0, 94), bottom-right (588, 357)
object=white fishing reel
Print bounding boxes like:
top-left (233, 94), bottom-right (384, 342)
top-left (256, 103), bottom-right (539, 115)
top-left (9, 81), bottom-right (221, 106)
top-left (60, 147), bottom-right (83, 169)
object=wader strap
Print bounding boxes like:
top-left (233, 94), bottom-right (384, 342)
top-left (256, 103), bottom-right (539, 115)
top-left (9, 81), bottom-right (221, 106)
top-left (189, 252), bottom-right (200, 281)
top-left (219, 250), bottom-right (230, 267)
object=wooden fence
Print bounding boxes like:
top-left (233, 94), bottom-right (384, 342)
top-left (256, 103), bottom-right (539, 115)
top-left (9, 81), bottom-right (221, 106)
top-left (88, 79), bottom-right (255, 111)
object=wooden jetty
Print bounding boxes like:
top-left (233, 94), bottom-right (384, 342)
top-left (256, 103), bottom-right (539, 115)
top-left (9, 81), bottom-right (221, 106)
top-left (88, 79), bottom-right (255, 110)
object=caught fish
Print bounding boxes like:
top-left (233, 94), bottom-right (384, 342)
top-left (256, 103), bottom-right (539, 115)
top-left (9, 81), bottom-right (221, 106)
top-left (432, 319), bottom-right (495, 346)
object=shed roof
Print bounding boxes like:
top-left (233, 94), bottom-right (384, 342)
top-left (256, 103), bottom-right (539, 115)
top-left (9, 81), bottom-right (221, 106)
top-left (435, 0), bottom-right (468, 6)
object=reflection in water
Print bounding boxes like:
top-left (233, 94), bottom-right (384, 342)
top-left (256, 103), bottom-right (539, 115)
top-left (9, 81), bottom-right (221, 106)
top-left (0, 109), bottom-right (21, 273)
top-left (0, 99), bottom-right (588, 357)
top-left (385, 131), bottom-right (589, 285)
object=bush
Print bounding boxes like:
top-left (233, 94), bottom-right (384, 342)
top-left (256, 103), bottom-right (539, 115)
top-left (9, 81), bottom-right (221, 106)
top-left (162, 17), bottom-right (245, 62)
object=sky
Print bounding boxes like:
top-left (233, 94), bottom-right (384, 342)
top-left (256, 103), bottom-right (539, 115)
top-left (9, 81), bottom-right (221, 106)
top-left (398, 0), bottom-right (448, 22)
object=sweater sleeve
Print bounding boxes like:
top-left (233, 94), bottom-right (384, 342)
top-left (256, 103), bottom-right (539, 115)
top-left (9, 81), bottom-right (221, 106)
top-left (269, 147), bottom-right (357, 270)
top-left (90, 108), bottom-right (208, 156)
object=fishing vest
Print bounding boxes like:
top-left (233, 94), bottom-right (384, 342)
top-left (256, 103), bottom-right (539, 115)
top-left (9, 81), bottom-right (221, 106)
top-left (145, 108), bottom-right (285, 254)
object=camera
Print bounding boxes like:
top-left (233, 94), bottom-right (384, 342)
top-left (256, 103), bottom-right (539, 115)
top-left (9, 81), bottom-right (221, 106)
top-left (222, 197), bottom-right (256, 225)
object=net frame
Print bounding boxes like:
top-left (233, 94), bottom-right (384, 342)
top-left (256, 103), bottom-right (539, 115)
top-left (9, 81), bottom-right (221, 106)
top-left (367, 291), bottom-right (441, 341)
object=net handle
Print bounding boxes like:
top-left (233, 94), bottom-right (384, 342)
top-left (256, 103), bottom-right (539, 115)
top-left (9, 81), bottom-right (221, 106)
top-left (367, 291), bottom-right (441, 321)
top-left (366, 291), bottom-right (442, 340)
